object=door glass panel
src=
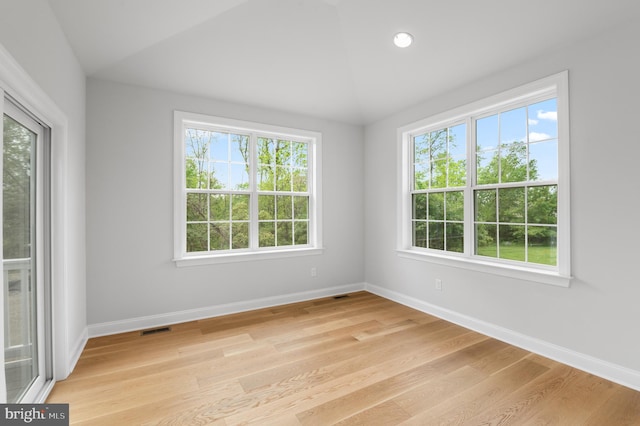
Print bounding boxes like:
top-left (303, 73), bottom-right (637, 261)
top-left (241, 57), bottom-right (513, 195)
top-left (3, 113), bottom-right (38, 402)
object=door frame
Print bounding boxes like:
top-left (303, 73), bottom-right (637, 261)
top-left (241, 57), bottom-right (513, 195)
top-left (2, 98), bottom-right (50, 402)
top-left (0, 43), bottom-right (72, 401)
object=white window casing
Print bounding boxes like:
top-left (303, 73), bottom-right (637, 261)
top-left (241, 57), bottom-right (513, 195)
top-left (174, 111), bottom-right (323, 266)
top-left (397, 71), bottom-right (571, 287)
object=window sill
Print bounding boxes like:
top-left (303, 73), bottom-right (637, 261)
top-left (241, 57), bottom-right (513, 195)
top-left (174, 247), bottom-right (324, 267)
top-left (396, 249), bottom-right (572, 288)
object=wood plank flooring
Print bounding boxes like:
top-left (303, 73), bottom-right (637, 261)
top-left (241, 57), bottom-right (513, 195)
top-left (46, 292), bottom-right (640, 425)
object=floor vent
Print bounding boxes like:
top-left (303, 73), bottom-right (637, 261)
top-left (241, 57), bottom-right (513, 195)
top-left (141, 326), bottom-right (172, 336)
top-left (333, 294), bottom-right (349, 299)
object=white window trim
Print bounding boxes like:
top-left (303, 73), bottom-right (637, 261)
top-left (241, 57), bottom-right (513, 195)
top-left (173, 111), bottom-right (323, 267)
top-left (397, 71), bottom-right (571, 287)
top-left (1, 42), bottom-right (72, 394)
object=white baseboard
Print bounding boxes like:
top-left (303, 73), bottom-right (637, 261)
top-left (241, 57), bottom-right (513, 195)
top-left (365, 283), bottom-right (640, 392)
top-left (68, 328), bottom-right (88, 376)
top-left (88, 283), bottom-right (366, 338)
top-left (84, 281), bottom-right (640, 392)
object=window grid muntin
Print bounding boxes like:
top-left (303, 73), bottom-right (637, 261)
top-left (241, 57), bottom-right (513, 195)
top-left (405, 91), bottom-right (561, 270)
top-left (256, 135), bottom-right (310, 249)
top-left (473, 182), bottom-right (558, 266)
top-left (472, 95), bottom-right (558, 267)
top-left (184, 125), bottom-right (313, 254)
top-left (410, 121), bottom-right (467, 253)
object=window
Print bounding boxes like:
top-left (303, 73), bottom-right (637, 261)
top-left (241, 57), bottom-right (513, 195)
top-left (398, 72), bottom-right (570, 286)
top-left (174, 112), bottom-right (322, 266)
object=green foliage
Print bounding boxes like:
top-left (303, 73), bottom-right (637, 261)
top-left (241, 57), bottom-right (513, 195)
top-left (414, 128), bottom-right (466, 189)
top-left (412, 126), bottom-right (467, 253)
top-left (412, 122), bottom-right (558, 266)
top-left (3, 115), bottom-right (34, 259)
top-left (477, 241), bottom-right (557, 266)
top-left (185, 131), bottom-right (310, 252)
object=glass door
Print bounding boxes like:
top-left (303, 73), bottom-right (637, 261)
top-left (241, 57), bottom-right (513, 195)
top-left (2, 98), bottom-right (49, 403)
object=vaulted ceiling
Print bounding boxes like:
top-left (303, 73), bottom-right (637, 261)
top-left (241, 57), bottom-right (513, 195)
top-left (48, 0), bottom-right (640, 125)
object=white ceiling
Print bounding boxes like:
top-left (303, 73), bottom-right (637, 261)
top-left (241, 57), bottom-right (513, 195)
top-left (48, 0), bottom-right (640, 125)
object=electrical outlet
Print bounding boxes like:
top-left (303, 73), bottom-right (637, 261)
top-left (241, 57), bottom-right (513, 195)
top-left (311, 267), bottom-right (317, 277)
top-left (435, 279), bottom-right (442, 291)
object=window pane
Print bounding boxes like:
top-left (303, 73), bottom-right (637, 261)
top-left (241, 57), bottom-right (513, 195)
top-left (477, 114), bottom-right (499, 151)
top-left (447, 158), bottom-right (466, 187)
top-left (277, 221), bottom-right (293, 246)
top-left (477, 150), bottom-right (499, 184)
top-left (293, 196), bottom-right (308, 219)
top-left (187, 193), bottom-right (208, 221)
top-left (292, 168), bottom-right (308, 192)
top-left (431, 160), bottom-right (447, 188)
top-left (230, 134), bottom-right (249, 163)
top-left (231, 194), bottom-right (250, 221)
top-left (185, 130), bottom-right (211, 190)
top-left (277, 195), bottom-right (292, 220)
top-left (259, 222), bottom-right (275, 247)
top-left (428, 222), bottom-right (444, 250)
top-left (258, 195), bottom-right (275, 220)
top-left (210, 132), bottom-right (229, 161)
top-left (413, 221), bottom-right (427, 248)
top-left (230, 163), bottom-right (249, 190)
top-left (498, 187), bottom-right (525, 223)
top-left (414, 134), bottom-right (429, 164)
top-left (475, 189), bottom-right (496, 222)
top-left (528, 226), bottom-right (557, 266)
top-left (449, 124), bottom-right (466, 160)
top-left (275, 140), bottom-right (291, 166)
top-left (185, 158), bottom-right (208, 189)
top-left (498, 225), bottom-right (525, 261)
top-left (528, 185), bottom-right (557, 225)
top-left (529, 140), bottom-right (557, 181)
top-left (413, 193), bottom-right (427, 220)
top-left (276, 166), bottom-right (292, 192)
top-left (500, 107), bottom-right (526, 145)
top-left (446, 191), bottom-right (464, 221)
top-left (210, 194), bottom-right (230, 221)
top-left (429, 130), bottom-right (448, 159)
top-left (257, 137), bottom-right (275, 165)
top-left (186, 223), bottom-right (208, 252)
top-left (210, 223), bottom-right (230, 250)
top-left (500, 143), bottom-right (527, 183)
top-left (476, 224), bottom-right (497, 257)
top-left (231, 222), bottom-right (249, 249)
top-left (185, 129), bottom-right (208, 158)
top-left (258, 165), bottom-right (275, 191)
top-left (414, 163), bottom-right (430, 190)
top-left (210, 162), bottom-right (228, 189)
top-left (528, 99), bottom-right (557, 141)
top-left (292, 142), bottom-right (308, 168)
top-left (446, 223), bottom-right (464, 253)
top-left (428, 192), bottom-right (444, 221)
top-left (294, 221), bottom-right (308, 245)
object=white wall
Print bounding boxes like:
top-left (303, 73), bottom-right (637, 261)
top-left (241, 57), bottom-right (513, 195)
top-left (0, 0), bottom-right (87, 377)
top-left (86, 78), bottom-right (364, 327)
top-left (364, 17), bottom-right (640, 374)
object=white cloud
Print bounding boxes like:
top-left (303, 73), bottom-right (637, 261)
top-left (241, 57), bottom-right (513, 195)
top-left (529, 132), bottom-right (551, 142)
top-left (528, 118), bottom-right (539, 125)
top-left (537, 110), bottom-right (557, 121)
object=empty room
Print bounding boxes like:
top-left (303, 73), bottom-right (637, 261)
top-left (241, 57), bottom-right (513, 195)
top-left (1, 0), bottom-right (639, 424)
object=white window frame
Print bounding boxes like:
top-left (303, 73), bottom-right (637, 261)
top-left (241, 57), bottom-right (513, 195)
top-left (173, 111), bottom-right (323, 267)
top-left (397, 72), bottom-right (571, 287)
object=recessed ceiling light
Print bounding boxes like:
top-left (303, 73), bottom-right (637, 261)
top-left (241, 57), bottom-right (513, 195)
top-left (394, 32), bottom-right (413, 48)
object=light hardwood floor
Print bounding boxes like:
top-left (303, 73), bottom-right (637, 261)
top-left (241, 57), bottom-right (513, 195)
top-left (47, 291), bottom-right (640, 425)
